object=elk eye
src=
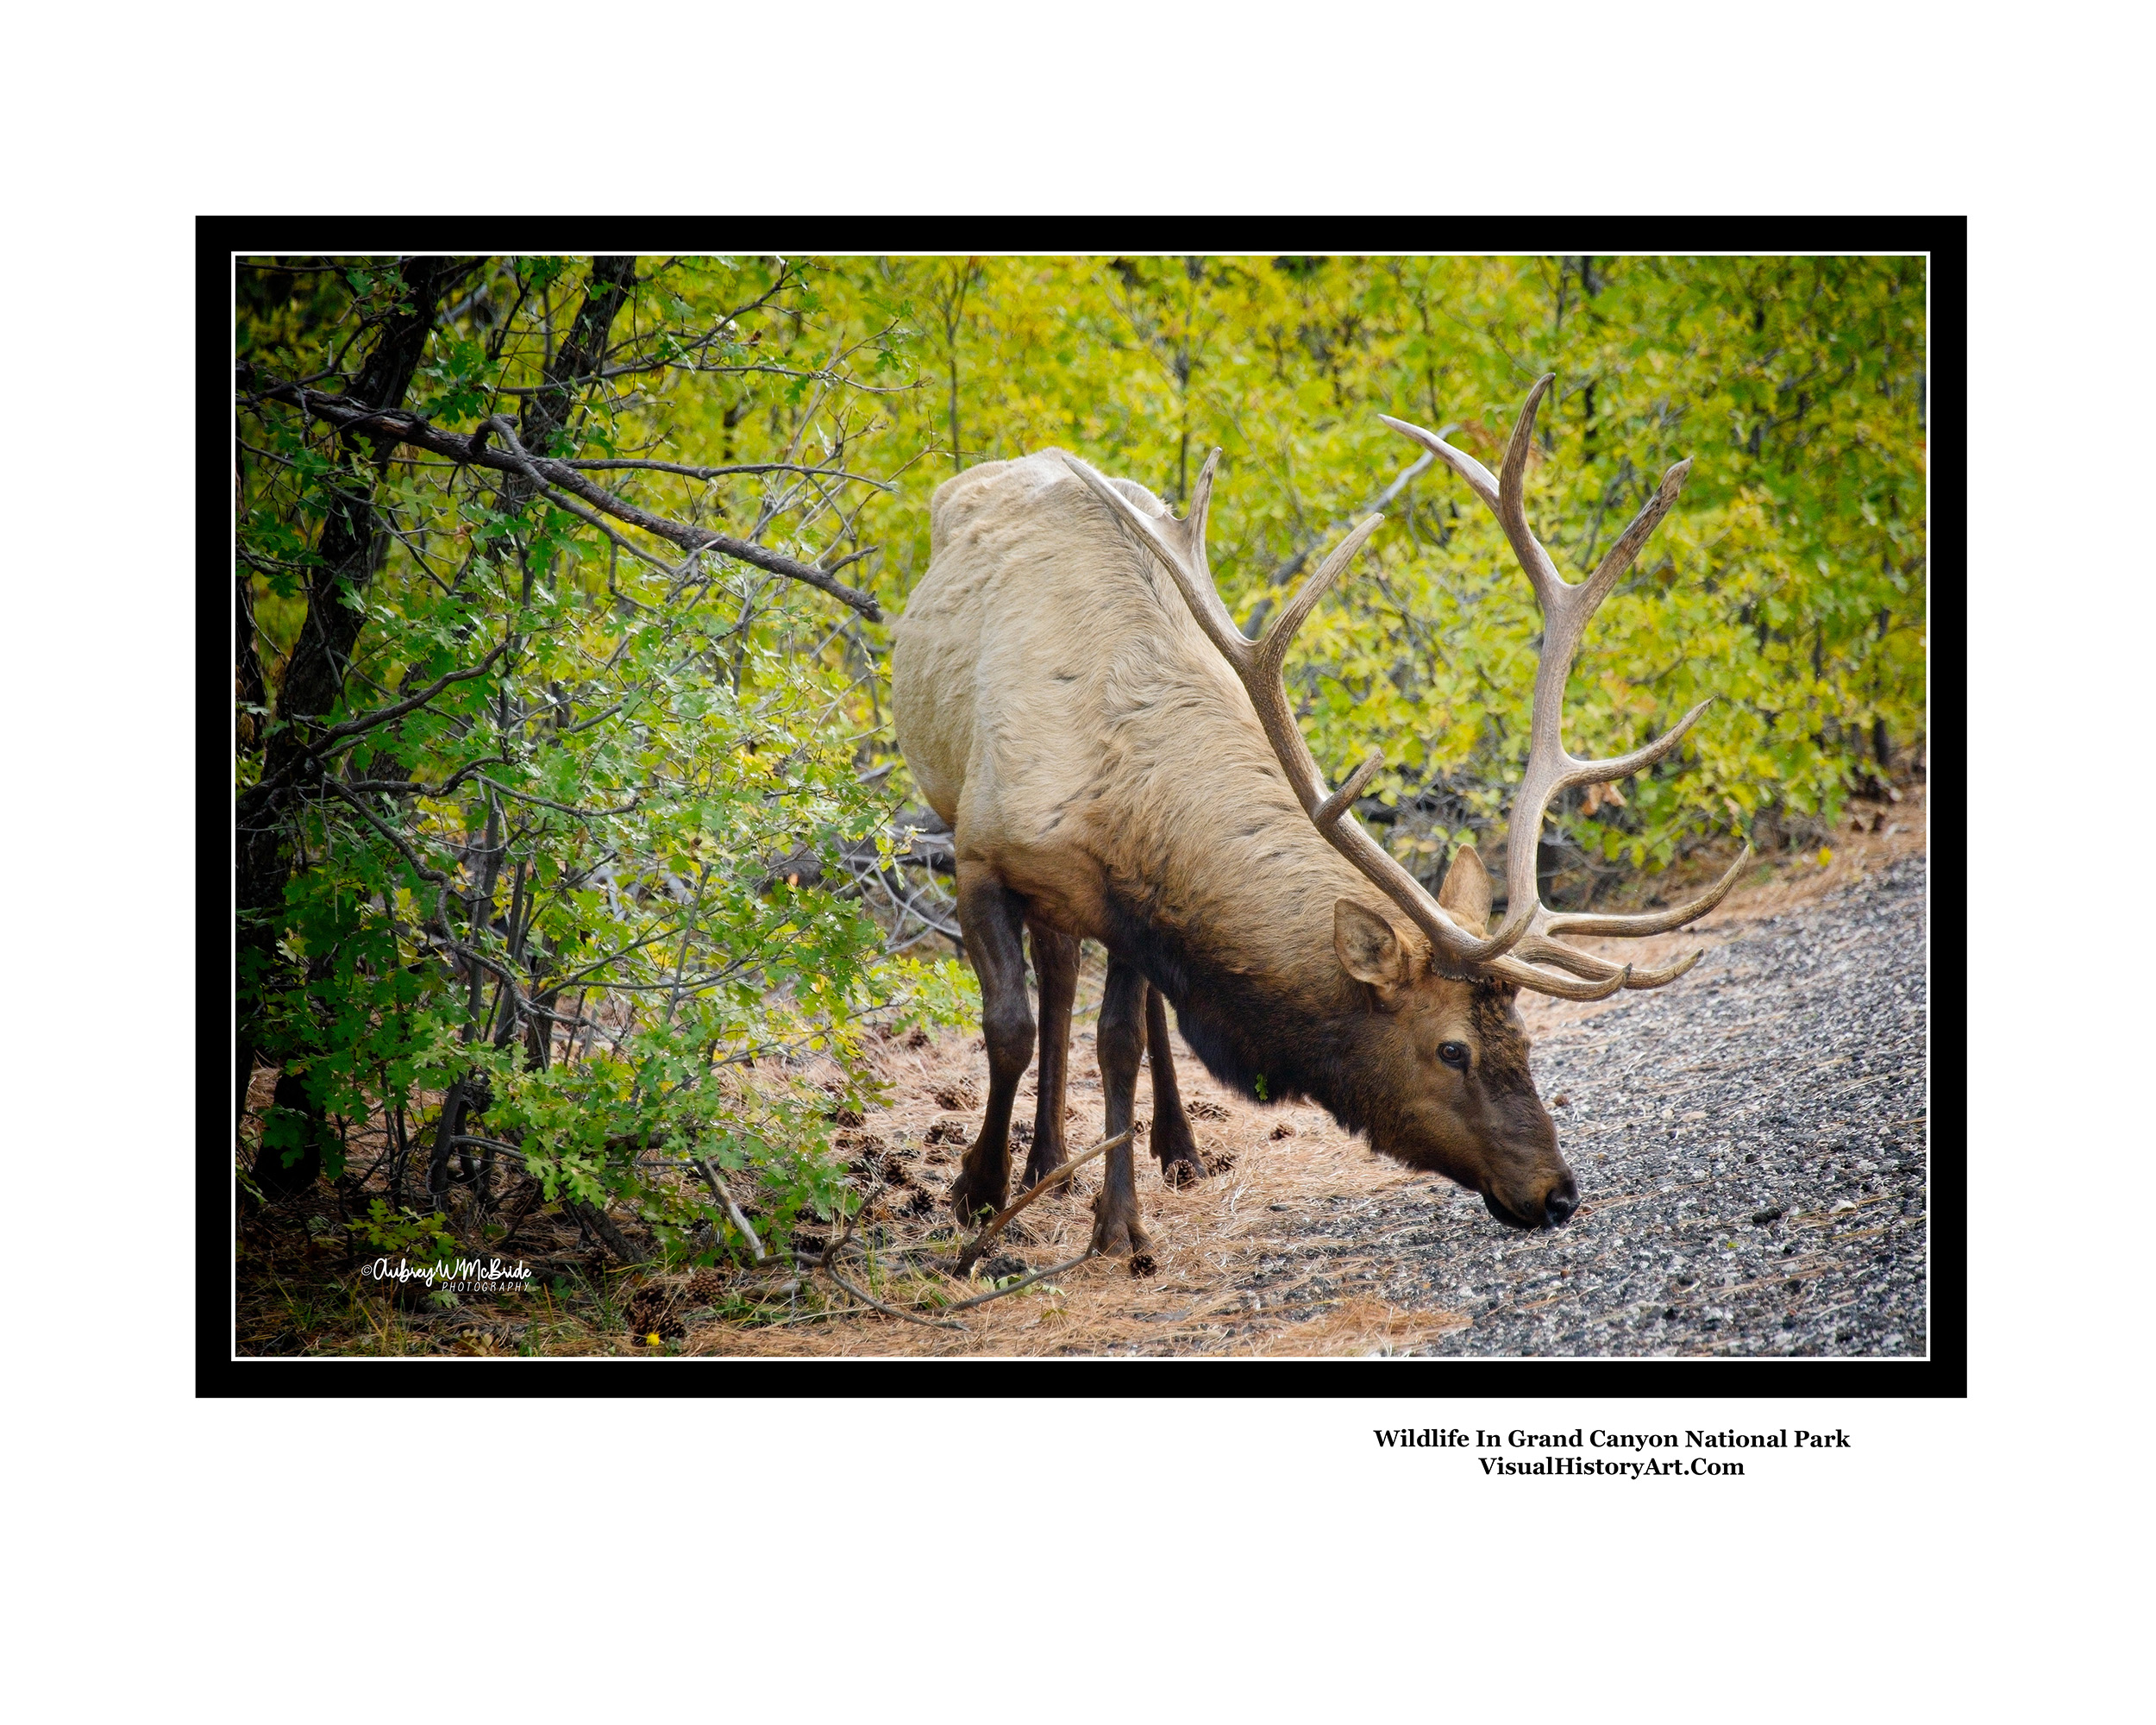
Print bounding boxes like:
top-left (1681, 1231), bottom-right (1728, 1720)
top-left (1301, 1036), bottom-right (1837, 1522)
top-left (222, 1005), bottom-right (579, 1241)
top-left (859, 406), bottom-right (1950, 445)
top-left (1438, 1041), bottom-right (1470, 1070)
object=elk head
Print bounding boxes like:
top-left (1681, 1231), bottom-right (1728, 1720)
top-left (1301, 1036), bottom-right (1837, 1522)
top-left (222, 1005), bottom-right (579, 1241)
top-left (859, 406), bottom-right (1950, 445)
top-left (1064, 375), bottom-right (1748, 1228)
top-left (1332, 849), bottom-right (1572, 1227)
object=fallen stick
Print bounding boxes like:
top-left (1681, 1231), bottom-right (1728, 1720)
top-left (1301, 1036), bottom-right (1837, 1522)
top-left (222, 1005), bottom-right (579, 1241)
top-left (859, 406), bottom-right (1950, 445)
top-left (955, 1129), bottom-right (1130, 1276)
top-left (937, 1249), bottom-right (1098, 1312)
top-left (691, 1157), bottom-right (768, 1263)
top-left (819, 1224), bottom-right (966, 1332)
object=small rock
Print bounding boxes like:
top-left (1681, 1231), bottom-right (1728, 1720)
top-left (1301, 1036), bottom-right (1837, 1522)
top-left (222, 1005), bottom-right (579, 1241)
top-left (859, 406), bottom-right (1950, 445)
top-left (1751, 1207), bottom-right (1783, 1225)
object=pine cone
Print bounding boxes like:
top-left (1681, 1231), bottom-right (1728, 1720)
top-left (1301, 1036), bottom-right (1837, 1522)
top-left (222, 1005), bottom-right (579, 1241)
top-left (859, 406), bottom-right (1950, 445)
top-left (685, 1269), bottom-right (725, 1305)
top-left (625, 1284), bottom-right (685, 1343)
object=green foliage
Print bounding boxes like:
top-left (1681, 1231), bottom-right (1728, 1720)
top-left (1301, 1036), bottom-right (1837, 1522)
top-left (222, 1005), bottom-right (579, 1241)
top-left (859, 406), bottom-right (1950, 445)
top-left (346, 1200), bottom-right (460, 1271)
top-left (835, 254), bottom-right (1926, 874)
top-left (238, 257), bottom-right (976, 1256)
top-left (236, 253), bottom-right (1923, 1254)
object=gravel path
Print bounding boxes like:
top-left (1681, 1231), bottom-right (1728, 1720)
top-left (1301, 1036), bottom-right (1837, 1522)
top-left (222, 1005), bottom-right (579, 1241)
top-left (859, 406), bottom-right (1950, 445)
top-left (1236, 856), bottom-right (1930, 1356)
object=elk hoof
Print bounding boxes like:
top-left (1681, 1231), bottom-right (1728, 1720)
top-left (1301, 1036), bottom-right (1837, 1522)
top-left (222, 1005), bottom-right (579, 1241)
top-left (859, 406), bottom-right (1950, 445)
top-left (1159, 1151), bottom-right (1207, 1189)
top-left (1021, 1153), bottom-right (1069, 1193)
top-left (1151, 1116), bottom-right (1202, 1171)
top-left (948, 1170), bottom-right (1005, 1223)
top-left (1089, 1209), bottom-right (1151, 1258)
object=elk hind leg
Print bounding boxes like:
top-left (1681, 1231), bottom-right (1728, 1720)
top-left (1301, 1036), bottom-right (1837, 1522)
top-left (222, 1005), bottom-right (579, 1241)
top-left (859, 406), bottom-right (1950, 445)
top-left (949, 866), bottom-right (1033, 1223)
top-left (1089, 959), bottom-right (1151, 1258)
top-left (1022, 920), bottom-right (1078, 1191)
top-left (1144, 985), bottom-right (1206, 1189)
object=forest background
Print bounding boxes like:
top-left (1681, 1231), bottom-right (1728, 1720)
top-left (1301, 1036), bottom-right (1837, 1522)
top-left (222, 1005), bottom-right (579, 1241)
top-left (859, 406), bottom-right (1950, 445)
top-left (232, 253), bottom-right (1926, 1283)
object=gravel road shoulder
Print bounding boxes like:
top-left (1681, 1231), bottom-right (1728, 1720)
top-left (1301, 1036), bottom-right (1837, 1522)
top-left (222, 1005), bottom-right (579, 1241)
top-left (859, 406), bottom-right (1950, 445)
top-left (1231, 856), bottom-right (1929, 1357)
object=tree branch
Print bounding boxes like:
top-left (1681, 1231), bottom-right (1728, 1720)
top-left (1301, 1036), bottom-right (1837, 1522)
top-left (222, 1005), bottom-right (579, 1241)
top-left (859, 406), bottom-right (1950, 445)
top-left (817, 1232), bottom-right (966, 1332)
top-left (955, 1130), bottom-right (1125, 1275)
top-left (690, 1158), bottom-right (768, 1263)
top-left (567, 458), bottom-right (893, 491)
top-left (473, 774), bottom-right (640, 820)
top-left (249, 380), bottom-right (886, 621)
top-left (317, 777), bottom-right (451, 885)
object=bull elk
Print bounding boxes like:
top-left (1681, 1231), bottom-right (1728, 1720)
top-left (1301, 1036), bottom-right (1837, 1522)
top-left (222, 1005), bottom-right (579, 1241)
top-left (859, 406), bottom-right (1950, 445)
top-left (890, 375), bottom-right (1746, 1256)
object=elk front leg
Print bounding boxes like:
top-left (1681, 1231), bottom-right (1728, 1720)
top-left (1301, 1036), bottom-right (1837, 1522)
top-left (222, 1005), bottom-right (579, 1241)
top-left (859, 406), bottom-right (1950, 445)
top-left (949, 865), bottom-right (1034, 1224)
top-left (1144, 985), bottom-right (1206, 1188)
top-left (1022, 920), bottom-right (1078, 1191)
top-left (1089, 959), bottom-right (1151, 1258)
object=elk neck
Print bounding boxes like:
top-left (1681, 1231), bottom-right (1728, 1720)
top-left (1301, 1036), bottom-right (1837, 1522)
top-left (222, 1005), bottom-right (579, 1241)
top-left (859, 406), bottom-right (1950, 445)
top-left (1078, 745), bottom-right (1407, 1140)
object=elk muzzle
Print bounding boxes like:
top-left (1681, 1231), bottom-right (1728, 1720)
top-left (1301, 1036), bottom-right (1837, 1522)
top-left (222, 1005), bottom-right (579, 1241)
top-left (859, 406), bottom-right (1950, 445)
top-left (1476, 1093), bottom-right (1578, 1229)
top-left (1484, 1166), bottom-right (1580, 1230)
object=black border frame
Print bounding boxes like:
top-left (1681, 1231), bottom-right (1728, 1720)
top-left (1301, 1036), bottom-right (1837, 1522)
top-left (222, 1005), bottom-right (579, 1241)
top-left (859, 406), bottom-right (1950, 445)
top-left (203, 216), bottom-right (1965, 1397)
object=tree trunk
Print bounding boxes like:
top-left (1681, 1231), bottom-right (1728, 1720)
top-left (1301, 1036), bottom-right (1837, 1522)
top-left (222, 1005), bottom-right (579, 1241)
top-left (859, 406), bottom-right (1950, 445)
top-left (252, 1071), bottom-right (330, 1200)
top-left (234, 257), bottom-right (636, 1206)
top-left (234, 255), bottom-right (477, 1151)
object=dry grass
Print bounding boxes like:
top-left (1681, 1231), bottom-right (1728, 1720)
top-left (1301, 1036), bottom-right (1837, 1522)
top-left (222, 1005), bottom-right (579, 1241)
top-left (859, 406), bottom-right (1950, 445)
top-left (680, 1090), bottom-right (1473, 1358)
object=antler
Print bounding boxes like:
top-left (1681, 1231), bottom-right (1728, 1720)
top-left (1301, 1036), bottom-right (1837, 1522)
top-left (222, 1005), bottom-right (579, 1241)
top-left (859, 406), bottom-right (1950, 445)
top-left (1379, 376), bottom-right (1749, 994)
top-left (1061, 377), bottom-right (1745, 1001)
top-left (1060, 449), bottom-right (1517, 979)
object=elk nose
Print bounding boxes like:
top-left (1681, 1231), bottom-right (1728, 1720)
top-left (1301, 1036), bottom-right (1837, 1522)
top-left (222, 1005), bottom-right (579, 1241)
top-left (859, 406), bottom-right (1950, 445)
top-left (1542, 1182), bottom-right (1579, 1227)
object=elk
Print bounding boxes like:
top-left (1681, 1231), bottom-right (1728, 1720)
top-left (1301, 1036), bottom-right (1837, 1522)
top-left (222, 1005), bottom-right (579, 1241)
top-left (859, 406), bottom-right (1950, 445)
top-left (889, 376), bottom-right (1746, 1256)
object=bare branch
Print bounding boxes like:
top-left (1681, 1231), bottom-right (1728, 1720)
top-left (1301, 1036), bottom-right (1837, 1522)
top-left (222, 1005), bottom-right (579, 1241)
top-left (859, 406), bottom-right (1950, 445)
top-left (690, 1158), bottom-right (768, 1263)
top-left (937, 1249), bottom-right (1097, 1312)
top-left (248, 380), bottom-right (886, 620)
top-left (816, 1227), bottom-right (965, 1332)
top-left (567, 458), bottom-right (893, 491)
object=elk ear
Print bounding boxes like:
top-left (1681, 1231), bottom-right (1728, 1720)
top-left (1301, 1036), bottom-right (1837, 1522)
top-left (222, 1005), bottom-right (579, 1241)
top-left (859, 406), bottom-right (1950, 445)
top-left (1335, 900), bottom-right (1413, 1005)
top-left (1438, 844), bottom-right (1493, 937)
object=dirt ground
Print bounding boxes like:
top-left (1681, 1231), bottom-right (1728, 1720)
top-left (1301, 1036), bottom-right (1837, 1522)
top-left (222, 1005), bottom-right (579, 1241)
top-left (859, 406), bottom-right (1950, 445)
top-left (674, 785), bottom-right (1929, 1358)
